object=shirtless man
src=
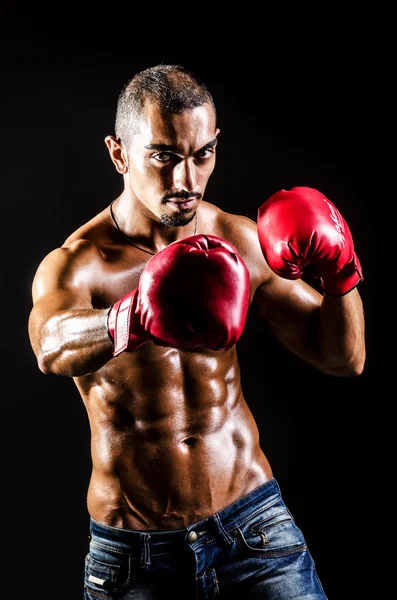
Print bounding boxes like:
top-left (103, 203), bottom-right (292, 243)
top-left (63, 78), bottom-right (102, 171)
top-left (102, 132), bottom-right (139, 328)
top-left (28, 64), bottom-right (365, 600)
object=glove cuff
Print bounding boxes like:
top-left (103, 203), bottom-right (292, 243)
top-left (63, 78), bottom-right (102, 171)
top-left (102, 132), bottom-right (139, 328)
top-left (107, 290), bottom-right (149, 357)
top-left (322, 252), bottom-right (364, 296)
top-left (106, 304), bottom-right (116, 342)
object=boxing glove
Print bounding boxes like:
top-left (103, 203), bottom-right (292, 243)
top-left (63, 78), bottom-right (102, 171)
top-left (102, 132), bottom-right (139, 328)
top-left (257, 187), bottom-right (363, 295)
top-left (107, 234), bottom-right (250, 356)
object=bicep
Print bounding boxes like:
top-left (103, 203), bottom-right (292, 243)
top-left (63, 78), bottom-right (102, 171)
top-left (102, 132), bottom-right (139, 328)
top-left (28, 248), bottom-right (94, 350)
top-left (252, 273), bottom-right (323, 357)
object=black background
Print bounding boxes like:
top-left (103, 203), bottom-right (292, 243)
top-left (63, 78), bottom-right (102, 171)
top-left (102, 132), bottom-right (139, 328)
top-left (1, 32), bottom-right (385, 600)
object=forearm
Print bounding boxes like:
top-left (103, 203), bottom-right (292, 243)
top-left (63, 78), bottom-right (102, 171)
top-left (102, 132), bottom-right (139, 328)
top-left (319, 288), bottom-right (366, 376)
top-left (31, 308), bottom-right (114, 377)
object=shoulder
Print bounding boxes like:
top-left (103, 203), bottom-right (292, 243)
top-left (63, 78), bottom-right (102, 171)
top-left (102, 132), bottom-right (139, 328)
top-left (31, 240), bottom-right (101, 301)
top-left (200, 201), bottom-right (271, 286)
top-left (32, 206), bottom-right (115, 297)
top-left (62, 204), bottom-right (115, 249)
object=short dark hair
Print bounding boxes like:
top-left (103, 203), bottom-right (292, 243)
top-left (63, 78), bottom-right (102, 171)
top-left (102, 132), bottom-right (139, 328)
top-left (114, 64), bottom-right (217, 144)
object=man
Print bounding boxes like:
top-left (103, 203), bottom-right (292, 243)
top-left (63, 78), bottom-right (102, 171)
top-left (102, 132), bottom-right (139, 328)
top-left (28, 64), bottom-right (365, 599)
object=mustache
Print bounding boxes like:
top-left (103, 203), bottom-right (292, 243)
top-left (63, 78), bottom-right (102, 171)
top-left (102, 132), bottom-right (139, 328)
top-left (161, 191), bottom-right (202, 204)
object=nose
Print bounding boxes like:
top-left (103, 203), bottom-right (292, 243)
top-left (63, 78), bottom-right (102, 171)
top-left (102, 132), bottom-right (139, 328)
top-left (173, 158), bottom-right (197, 192)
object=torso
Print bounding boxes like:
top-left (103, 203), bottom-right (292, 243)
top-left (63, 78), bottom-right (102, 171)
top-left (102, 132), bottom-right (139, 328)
top-left (68, 200), bottom-right (273, 529)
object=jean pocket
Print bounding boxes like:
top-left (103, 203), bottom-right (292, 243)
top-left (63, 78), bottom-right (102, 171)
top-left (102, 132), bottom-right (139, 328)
top-left (84, 542), bottom-right (135, 598)
top-left (233, 506), bottom-right (307, 558)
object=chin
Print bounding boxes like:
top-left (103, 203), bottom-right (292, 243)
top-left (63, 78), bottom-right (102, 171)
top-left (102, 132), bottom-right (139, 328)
top-left (159, 211), bottom-right (196, 228)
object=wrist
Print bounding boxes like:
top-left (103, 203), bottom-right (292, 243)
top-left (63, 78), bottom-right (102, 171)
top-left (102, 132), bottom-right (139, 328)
top-left (107, 291), bottom-right (150, 356)
top-left (106, 303), bottom-right (117, 343)
top-left (321, 253), bottom-right (363, 296)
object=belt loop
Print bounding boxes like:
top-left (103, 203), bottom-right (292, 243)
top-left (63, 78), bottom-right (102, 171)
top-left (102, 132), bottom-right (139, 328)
top-left (139, 533), bottom-right (151, 569)
top-left (208, 514), bottom-right (233, 547)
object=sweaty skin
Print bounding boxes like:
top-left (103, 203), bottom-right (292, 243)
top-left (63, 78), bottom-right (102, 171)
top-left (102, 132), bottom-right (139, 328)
top-left (28, 101), bottom-right (365, 531)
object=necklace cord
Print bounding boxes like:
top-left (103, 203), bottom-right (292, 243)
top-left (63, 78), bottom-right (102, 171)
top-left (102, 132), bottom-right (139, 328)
top-left (109, 200), bottom-right (198, 256)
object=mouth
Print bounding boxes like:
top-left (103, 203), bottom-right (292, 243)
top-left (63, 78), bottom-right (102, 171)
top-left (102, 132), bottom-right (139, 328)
top-left (167, 198), bottom-right (198, 210)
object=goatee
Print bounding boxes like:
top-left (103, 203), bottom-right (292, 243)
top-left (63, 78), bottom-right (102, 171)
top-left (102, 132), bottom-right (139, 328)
top-left (160, 211), bottom-right (196, 228)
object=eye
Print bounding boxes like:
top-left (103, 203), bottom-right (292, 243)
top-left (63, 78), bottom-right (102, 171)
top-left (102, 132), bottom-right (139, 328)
top-left (152, 152), bottom-right (177, 163)
top-left (195, 147), bottom-right (215, 160)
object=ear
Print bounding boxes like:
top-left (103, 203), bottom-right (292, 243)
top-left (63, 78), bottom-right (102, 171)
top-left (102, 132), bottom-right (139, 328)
top-left (104, 136), bottom-right (128, 174)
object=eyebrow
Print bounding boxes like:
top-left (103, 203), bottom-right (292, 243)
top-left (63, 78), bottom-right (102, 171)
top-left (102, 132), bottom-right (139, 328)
top-left (144, 138), bottom-right (218, 154)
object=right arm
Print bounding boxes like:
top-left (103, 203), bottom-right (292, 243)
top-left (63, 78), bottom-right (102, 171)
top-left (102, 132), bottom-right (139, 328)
top-left (28, 241), bottom-right (114, 378)
top-left (29, 234), bottom-right (253, 377)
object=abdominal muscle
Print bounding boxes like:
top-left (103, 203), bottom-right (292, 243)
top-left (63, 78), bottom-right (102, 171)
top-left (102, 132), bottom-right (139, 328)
top-left (76, 345), bottom-right (273, 530)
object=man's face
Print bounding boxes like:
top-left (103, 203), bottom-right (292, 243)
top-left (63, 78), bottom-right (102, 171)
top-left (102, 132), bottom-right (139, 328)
top-left (125, 101), bottom-right (219, 227)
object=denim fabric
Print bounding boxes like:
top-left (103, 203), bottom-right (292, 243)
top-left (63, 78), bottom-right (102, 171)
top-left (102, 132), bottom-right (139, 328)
top-left (83, 478), bottom-right (327, 599)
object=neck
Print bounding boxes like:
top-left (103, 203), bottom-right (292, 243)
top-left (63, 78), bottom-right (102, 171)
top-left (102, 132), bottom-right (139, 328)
top-left (110, 197), bottom-right (198, 255)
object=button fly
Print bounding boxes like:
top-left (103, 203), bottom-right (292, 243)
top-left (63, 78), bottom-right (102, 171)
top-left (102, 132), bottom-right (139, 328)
top-left (188, 531), bottom-right (198, 543)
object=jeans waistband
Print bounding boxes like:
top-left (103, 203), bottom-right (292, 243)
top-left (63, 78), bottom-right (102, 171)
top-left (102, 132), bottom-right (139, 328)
top-left (89, 477), bottom-right (281, 552)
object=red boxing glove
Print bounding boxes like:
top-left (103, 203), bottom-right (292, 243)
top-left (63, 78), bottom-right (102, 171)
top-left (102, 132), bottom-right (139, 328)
top-left (107, 234), bottom-right (250, 356)
top-left (257, 186), bottom-right (363, 295)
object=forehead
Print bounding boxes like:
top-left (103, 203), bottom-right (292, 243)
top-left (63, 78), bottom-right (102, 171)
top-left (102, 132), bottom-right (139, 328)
top-left (135, 101), bottom-right (217, 151)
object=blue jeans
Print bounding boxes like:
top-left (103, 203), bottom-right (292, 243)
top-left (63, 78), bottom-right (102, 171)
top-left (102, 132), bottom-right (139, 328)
top-left (84, 478), bottom-right (327, 599)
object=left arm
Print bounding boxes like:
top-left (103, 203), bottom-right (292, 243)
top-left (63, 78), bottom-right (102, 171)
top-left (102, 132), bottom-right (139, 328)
top-left (318, 288), bottom-right (365, 375)
top-left (253, 274), bottom-right (365, 377)
top-left (251, 186), bottom-right (366, 376)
